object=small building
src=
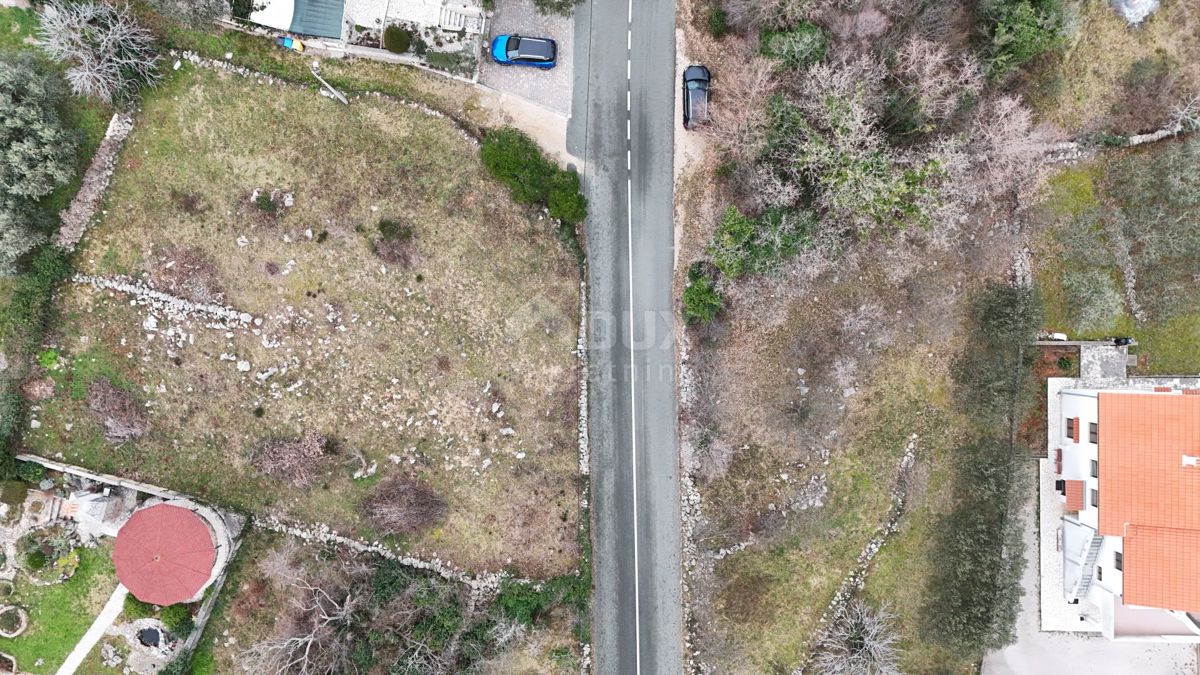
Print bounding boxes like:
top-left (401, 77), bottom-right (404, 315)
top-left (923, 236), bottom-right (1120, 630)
top-left (113, 502), bottom-right (231, 606)
top-left (250, 0), bottom-right (346, 39)
top-left (1052, 385), bottom-right (1200, 641)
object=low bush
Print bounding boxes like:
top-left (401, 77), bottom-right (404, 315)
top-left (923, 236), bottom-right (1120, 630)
top-left (480, 127), bottom-right (589, 244)
top-left (425, 51), bottom-right (476, 76)
top-left (708, 205), bottom-right (815, 280)
top-left (495, 574), bottom-right (587, 627)
top-left (252, 192), bottom-right (276, 213)
top-left (383, 25), bottom-right (412, 53)
top-left (1062, 269), bottom-right (1123, 333)
top-left (532, 0), bottom-right (580, 16)
top-left (123, 595), bottom-right (156, 620)
top-left (760, 22), bottom-right (826, 69)
top-left (24, 549), bottom-right (46, 570)
top-left (360, 475), bottom-right (447, 537)
top-left (160, 603), bottom-right (195, 636)
top-left (682, 262), bottom-right (723, 325)
top-left (378, 218), bottom-right (413, 242)
top-left (707, 6), bottom-right (729, 38)
top-left (14, 461), bottom-right (43, 484)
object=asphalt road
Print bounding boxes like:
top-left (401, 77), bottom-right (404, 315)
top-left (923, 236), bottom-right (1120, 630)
top-left (568, 0), bottom-right (682, 670)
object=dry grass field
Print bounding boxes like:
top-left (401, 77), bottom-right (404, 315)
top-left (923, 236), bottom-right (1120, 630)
top-left (26, 66), bottom-right (583, 578)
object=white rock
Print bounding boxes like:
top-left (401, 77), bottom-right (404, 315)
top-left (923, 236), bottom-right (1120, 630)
top-left (237, 360), bottom-right (251, 372)
top-left (173, 60), bottom-right (181, 70)
top-left (30, 419), bottom-right (41, 429)
top-left (515, 452), bottom-right (525, 459)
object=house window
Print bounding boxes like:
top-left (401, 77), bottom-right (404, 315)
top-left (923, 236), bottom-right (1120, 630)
top-left (1114, 552), bottom-right (1123, 571)
top-left (1066, 418), bottom-right (1076, 441)
top-left (1089, 422), bottom-right (1098, 444)
top-left (1091, 489), bottom-right (1100, 507)
top-left (1090, 460), bottom-right (1099, 478)
top-left (1097, 566), bottom-right (1103, 581)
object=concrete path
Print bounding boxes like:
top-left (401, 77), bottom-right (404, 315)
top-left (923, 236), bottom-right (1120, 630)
top-left (571, 0), bottom-right (683, 669)
top-left (474, 84), bottom-right (580, 168)
top-left (56, 584), bottom-right (128, 675)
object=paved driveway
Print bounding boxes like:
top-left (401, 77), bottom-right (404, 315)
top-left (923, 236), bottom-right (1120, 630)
top-left (479, 0), bottom-right (573, 115)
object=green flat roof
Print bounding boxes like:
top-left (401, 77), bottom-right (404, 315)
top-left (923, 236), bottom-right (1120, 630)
top-left (289, 0), bottom-right (344, 39)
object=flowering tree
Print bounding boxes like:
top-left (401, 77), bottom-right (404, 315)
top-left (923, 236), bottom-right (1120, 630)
top-left (38, 2), bottom-right (161, 103)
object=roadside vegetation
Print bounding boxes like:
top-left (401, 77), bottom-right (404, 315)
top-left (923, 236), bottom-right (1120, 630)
top-left (676, 0), bottom-right (1200, 671)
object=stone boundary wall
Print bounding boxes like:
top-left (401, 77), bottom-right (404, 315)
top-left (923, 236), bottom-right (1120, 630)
top-left (54, 113), bottom-right (135, 251)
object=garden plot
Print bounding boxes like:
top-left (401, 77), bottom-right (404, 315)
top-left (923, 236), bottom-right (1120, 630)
top-left (25, 67), bottom-right (584, 578)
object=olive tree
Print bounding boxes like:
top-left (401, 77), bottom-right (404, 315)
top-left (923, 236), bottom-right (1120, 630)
top-left (0, 54), bottom-right (77, 274)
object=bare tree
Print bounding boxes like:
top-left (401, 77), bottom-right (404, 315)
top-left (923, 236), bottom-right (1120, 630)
top-left (811, 599), bottom-right (901, 675)
top-left (967, 94), bottom-right (1051, 202)
top-left (240, 579), bottom-right (360, 675)
top-left (1171, 93), bottom-right (1200, 133)
top-left (708, 55), bottom-right (778, 166)
top-left (893, 37), bottom-right (983, 122)
top-left (38, 2), bottom-right (161, 103)
top-left (255, 430), bottom-right (329, 488)
top-left (360, 474), bottom-right (448, 536)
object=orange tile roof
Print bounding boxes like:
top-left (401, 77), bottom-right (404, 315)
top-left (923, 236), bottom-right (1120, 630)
top-left (1065, 480), bottom-right (1085, 512)
top-left (1123, 526), bottom-right (1200, 612)
top-left (1098, 393), bottom-right (1200, 535)
top-left (1098, 392), bottom-right (1200, 611)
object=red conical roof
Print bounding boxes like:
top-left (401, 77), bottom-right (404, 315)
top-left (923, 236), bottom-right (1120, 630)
top-left (113, 504), bottom-right (216, 606)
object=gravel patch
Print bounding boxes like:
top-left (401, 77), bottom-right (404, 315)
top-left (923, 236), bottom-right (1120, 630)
top-left (479, 0), bottom-right (574, 114)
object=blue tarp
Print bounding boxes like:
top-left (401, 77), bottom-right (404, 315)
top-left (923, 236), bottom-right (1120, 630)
top-left (289, 0), bottom-right (344, 39)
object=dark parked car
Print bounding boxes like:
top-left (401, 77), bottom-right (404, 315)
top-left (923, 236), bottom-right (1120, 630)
top-left (490, 34), bottom-right (558, 69)
top-left (682, 64), bottom-right (710, 129)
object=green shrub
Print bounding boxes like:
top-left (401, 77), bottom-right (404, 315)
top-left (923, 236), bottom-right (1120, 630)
top-left (1062, 269), bottom-right (1123, 333)
top-left (425, 51), bottom-right (477, 76)
top-left (482, 128), bottom-right (555, 205)
top-left (383, 25), bottom-right (413, 53)
top-left (14, 461), bottom-right (43, 484)
top-left (496, 579), bottom-right (557, 626)
top-left (123, 594), bottom-right (156, 619)
top-left (709, 206), bottom-right (756, 279)
top-left (480, 127), bottom-right (588, 238)
top-left (682, 262), bottom-right (723, 325)
top-left (25, 549), bottom-right (46, 570)
top-left (532, 0), bottom-right (580, 16)
top-left (981, 0), bottom-right (1064, 78)
top-left (707, 205), bottom-right (814, 279)
top-left (378, 218), bottom-right (413, 243)
top-left (160, 603), bottom-right (195, 636)
top-left (253, 192), bottom-right (276, 213)
top-left (707, 6), bottom-right (729, 38)
top-left (372, 558), bottom-right (416, 605)
top-left (760, 22), bottom-right (826, 69)
top-left (547, 170), bottom-right (587, 225)
top-left (923, 283), bottom-right (1042, 658)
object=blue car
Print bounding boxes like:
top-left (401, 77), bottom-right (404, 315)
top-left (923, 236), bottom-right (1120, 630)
top-left (490, 34), bottom-right (557, 69)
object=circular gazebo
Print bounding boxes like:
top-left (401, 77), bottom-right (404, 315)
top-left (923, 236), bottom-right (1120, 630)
top-left (113, 504), bottom-right (217, 606)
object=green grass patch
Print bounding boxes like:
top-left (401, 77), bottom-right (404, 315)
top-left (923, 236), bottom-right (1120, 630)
top-left (1042, 165), bottom-right (1098, 219)
top-left (714, 354), bottom-right (954, 669)
top-left (0, 544), bottom-right (118, 674)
